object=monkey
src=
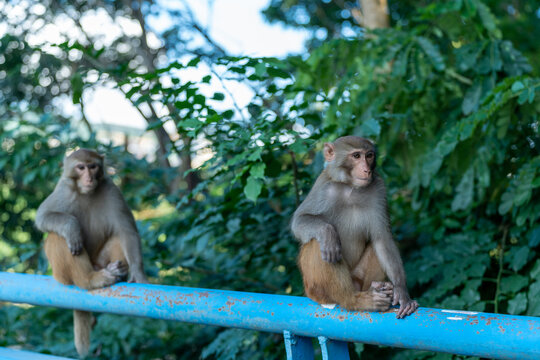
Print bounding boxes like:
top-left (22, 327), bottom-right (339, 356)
top-left (35, 148), bottom-right (148, 357)
top-left (291, 136), bottom-right (418, 319)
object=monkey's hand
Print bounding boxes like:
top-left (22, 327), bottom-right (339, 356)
top-left (63, 220), bottom-right (84, 256)
top-left (392, 286), bottom-right (419, 319)
top-left (318, 224), bottom-right (342, 263)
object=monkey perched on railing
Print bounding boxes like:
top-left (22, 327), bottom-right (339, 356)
top-left (36, 148), bottom-right (147, 357)
top-left (292, 136), bottom-right (418, 319)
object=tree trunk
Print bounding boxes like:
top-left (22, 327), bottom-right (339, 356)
top-left (358, 0), bottom-right (389, 29)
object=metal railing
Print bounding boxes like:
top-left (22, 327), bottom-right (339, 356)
top-left (0, 272), bottom-right (539, 359)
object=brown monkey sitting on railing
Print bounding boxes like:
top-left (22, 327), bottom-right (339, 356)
top-left (35, 148), bottom-right (147, 357)
top-left (292, 136), bottom-right (418, 319)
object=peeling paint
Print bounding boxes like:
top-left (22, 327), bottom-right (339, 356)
top-left (1, 272), bottom-right (539, 360)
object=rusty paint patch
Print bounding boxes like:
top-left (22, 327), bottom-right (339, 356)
top-left (481, 316), bottom-right (498, 325)
top-left (94, 286), bottom-right (140, 300)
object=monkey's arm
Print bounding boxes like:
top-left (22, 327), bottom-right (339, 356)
top-left (291, 182), bottom-right (341, 263)
top-left (117, 225), bottom-right (147, 283)
top-left (109, 190), bottom-right (148, 283)
top-left (36, 198), bottom-right (83, 255)
top-left (292, 213), bottom-right (342, 262)
top-left (372, 227), bottom-right (418, 318)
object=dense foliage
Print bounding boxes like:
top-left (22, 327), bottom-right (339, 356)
top-left (1, 1), bottom-right (539, 359)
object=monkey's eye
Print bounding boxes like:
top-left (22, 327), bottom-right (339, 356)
top-left (76, 164), bottom-right (85, 170)
top-left (352, 152), bottom-right (361, 159)
top-left (366, 152), bottom-right (374, 160)
top-left (88, 164), bottom-right (97, 170)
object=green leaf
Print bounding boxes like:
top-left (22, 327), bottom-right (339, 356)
top-left (359, 118), bottom-right (381, 137)
top-left (247, 148), bottom-right (262, 161)
top-left (500, 275), bottom-right (528, 294)
top-left (267, 66), bottom-right (290, 79)
top-left (476, 1), bottom-right (499, 37)
top-left (443, 218), bottom-right (461, 229)
top-left (212, 92), bottom-right (225, 101)
top-left (529, 227), bottom-right (540, 248)
top-left (477, 42), bottom-right (502, 74)
top-left (517, 89), bottom-right (529, 105)
top-left (498, 189), bottom-right (513, 215)
top-left (461, 280), bottom-right (481, 304)
top-left (392, 44), bottom-right (410, 77)
top-left (499, 158), bottom-right (539, 214)
top-left (528, 88), bottom-right (536, 103)
top-left (514, 163), bottom-right (537, 206)
top-left (289, 140), bottom-right (308, 154)
top-left (510, 246), bottom-right (529, 272)
top-left (187, 57), bottom-right (201, 67)
top-left (511, 81), bottom-right (525, 92)
top-left (420, 153), bottom-right (443, 186)
top-left (249, 162), bottom-right (266, 179)
top-left (468, 262), bottom-right (487, 277)
top-left (500, 40), bottom-right (533, 75)
top-left (417, 36), bottom-right (445, 71)
top-left (244, 176), bottom-right (263, 202)
top-left (530, 260), bottom-right (540, 279)
top-left (507, 292), bottom-right (527, 315)
top-left (193, 94), bottom-right (206, 105)
top-left (222, 109), bottom-right (234, 119)
top-left (254, 63), bottom-right (267, 77)
top-left (527, 281), bottom-right (540, 316)
top-left (451, 166), bottom-right (474, 211)
top-left (455, 42), bottom-right (485, 72)
top-left (462, 81), bottom-right (482, 115)
top-left (71, 73), bottom-right (83, 104)
top-left (179, 118), bottom-right (202, 129)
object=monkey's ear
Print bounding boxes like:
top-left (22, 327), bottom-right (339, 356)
top-left (323, 143), bottom-right (335, 162)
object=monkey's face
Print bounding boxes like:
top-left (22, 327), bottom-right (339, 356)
top-left (324, 136), bottom-right (377, 188)
top-left (74, 162), bottom-right (101, 194)
top-left (347, 149), bottom-right (375, 187)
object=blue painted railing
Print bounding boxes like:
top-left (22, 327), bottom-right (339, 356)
top-left (0, 272), bottom-right (539, 359)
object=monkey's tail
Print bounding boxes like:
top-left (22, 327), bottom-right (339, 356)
top-left (74, 310), bottom-right (93, 358)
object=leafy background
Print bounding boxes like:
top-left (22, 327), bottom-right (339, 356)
top-left (0, 0), bottom-right (539, 359)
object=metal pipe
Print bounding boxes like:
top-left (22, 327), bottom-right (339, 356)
top-left (0, 272), bottom-right (538, 359)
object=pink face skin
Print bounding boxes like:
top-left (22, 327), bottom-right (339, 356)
top-left (75, 162), bottom-right (100, 194)
top-left (348, 150), bottom-right (375, 187)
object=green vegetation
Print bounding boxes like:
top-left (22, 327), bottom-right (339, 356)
top-left (0, 1), bottom-right (539, 359)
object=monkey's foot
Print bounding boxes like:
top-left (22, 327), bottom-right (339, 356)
top-left (371, 281), bottom-right (393, 296)
top-left (103, 261), bottom-right (128, 283)
top-left (356, 282), bottom-right (393, 311)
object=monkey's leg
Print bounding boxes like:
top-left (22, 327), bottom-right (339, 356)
top-left (349, 243), bottom-right (393, 310)
top-left (299, 240), bottom-right (391, 312)
top-left (351, 243), bottom-right (388, 291)
top-left (94, 236), bottom-right (128, 280)
top-left (44, 232), bottom-right (124, 290)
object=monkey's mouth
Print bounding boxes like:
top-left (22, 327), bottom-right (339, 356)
top-left (352, 177), bottom-right (372, 187)
top-left (80, 183), bottom-right (97, 194)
